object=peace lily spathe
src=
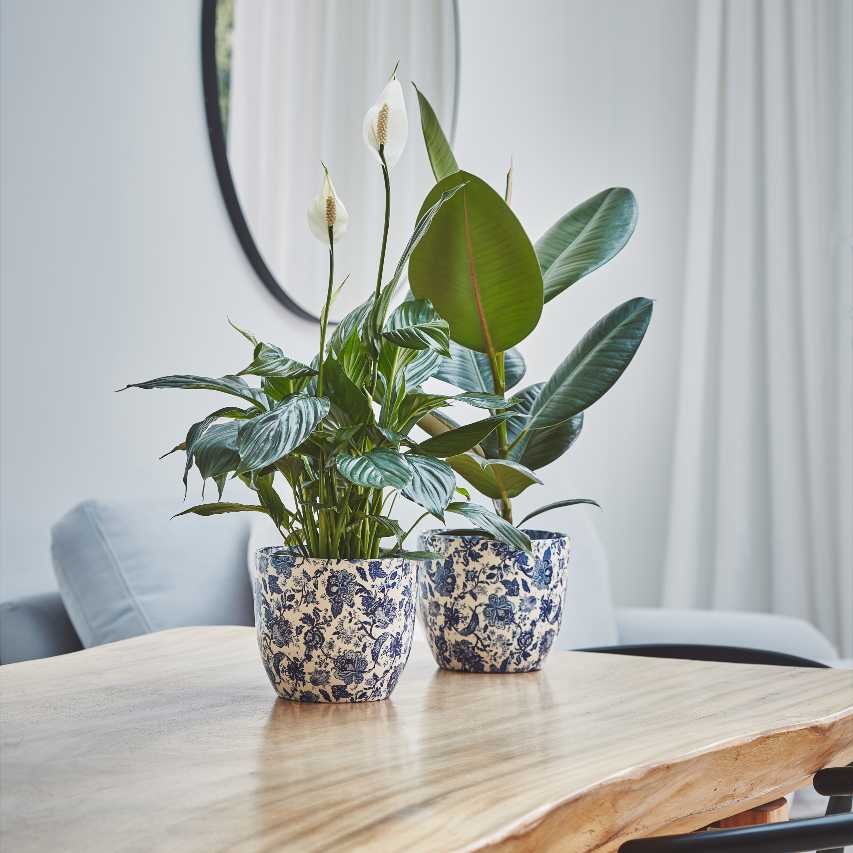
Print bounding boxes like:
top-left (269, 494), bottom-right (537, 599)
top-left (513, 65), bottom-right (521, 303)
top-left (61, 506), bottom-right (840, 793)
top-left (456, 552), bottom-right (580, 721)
top-left (307, 166), bottom-right (349, 243)
top-left (363, 77), bottom-right (408, 168)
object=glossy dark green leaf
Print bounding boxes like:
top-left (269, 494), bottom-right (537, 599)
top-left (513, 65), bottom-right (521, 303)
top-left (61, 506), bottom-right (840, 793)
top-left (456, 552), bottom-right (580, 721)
top-left (405, 348), bottom-right (443, 388)
top-left (321, 356), bottom-right (373, 426)
top-left (193, 422), bottom-right (240, 480)
top-left (536, 188), bottom-right (638, 303)
top-left (484, 382), bottom-right (583, 470)
top-left (180, 406), bottom-right (249, 494)
top-left (409, 171), bottom-right (543, 353)
top-left (401, 454), bottom-right (456, 517)
top-left (393, 392), bottom-right (450, 435)
top-left (255, 474), bottom-right (288, 528)
top-left (239, 343), bottom-right (316, 380)
top-left (236, 394), bottom-right (330, 472)
top-left (416, 414), bottom-right (512, 457)
top-left (335, 449), bottom-right (414, 490)
top-left (522, 297), bottom-right (652, 436)
top-left (413, 82), bottom-right (458, 181)
top-left (445, 502), bottom-right (531, 553)
top-left (119, 374), bottom-right (267, 409)
top-left (382, 298), bottom-right (450, 355)
top-left (173, 502), bottom-right (268, 518)
top-left (517, 498), bottom-right (600, 528)
top-left (435, 341), bottom-right (526, 392)
top-left (446, 453), bottom-right (541, 499)
top-left (449, 392), bottom-right (517, 410)
top-left (381, 548), bottom-right (443, 560)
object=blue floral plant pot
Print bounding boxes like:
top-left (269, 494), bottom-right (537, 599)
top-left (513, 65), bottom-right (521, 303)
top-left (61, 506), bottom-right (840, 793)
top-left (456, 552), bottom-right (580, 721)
top-left (417, 530), bottom-right (571, 673)
top-left (253, 548), bottom-right (418, 702)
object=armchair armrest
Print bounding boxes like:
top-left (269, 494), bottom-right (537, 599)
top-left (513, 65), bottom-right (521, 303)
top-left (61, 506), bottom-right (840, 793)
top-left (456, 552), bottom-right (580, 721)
top-left (614, 607), bottom-right (839, 664)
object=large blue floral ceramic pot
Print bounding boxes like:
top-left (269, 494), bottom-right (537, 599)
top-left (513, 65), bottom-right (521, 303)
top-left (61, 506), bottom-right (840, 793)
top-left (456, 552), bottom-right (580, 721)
top-left (253, 549), bottom-right (418, 702)
top-left (417, 530), bottom-right (571, 673)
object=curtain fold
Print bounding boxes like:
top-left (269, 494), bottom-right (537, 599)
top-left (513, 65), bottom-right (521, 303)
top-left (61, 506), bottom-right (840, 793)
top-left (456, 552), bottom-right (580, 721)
top-left (663, 0), bottom-right (853, 655)
top-left (226, 0), bottom-right (457, 319)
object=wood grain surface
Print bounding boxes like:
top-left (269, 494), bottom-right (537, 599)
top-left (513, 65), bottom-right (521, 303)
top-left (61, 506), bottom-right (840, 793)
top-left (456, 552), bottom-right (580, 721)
top-left (1, 626), bottom-right (851, 852)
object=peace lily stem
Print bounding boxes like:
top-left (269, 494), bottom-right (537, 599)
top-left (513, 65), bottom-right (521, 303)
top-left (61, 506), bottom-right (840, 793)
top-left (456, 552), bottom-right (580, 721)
top-left (370, 146), bottom-right (391, 394)
top-left (316, 225), bottom-right (334, 398)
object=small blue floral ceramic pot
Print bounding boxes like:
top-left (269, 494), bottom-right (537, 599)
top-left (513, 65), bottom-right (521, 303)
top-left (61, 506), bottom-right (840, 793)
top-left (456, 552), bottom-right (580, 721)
top-left (253, 549), bottom-right (418, 703)
top-left (417, 530), bottom-right (571, 673)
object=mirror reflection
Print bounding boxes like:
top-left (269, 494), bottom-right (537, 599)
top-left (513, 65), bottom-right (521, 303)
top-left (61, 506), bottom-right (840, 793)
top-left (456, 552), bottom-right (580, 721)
top-left (213, 0), bottom-right (459, 320)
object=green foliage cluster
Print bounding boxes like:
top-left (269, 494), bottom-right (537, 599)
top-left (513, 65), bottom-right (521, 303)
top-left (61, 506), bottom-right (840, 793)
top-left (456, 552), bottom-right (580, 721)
top-left (122, 168), bottom-right (529, 558)
top-left (408, 87), bottom-right (653, 525)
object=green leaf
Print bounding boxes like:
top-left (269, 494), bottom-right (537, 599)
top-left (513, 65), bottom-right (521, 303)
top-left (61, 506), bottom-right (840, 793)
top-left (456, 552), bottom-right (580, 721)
top-left (354, 515), bottom-right (405, 546)
top-left (239, 343), bottom-right (316, 380)
top-left (435, 341), bottom-right (526, 392)
top-left (382, 298), bottom-right (450, 356)
top-left (416, 414), bottom-right (512, 457)
top-left (335, 449), bottom-right (414, 490)
top-left (380, 548), bottom-right (443, 560)
top-left (180, 406), bottom-right (250, 493)
top-left (236, 394), bottom-right (330, 472)
top-left (449, 392), bottom-right (518, 410)
top-left (119, 374), bottom-right (267, 409)
top-left (536, 188), bottom-right (638, 303)
top-left (517, 499), bottom-right (600, 528)
top-left (321, 356), bottom-right (373, 426)
top-left (445, 502), bottom-right (532, 553)
top-left (330, 299), bottom-right (373, 355)
top-left (401, 454), bottom-right (456, 517)
top-left (336, 326), bottom-right (371, 389)
top-left (193, 422), bottom-right (240, 480)
top-left (522, 297), bottom-right (652, 435)
top-left (255, 474), bottom-right (288, 529)
top-left (409, 171), bottom-right (543, 353)
top-left (405, 349), bottom-right (443, 388)
top-left (227, 318), bottom-right (258, 346)
top-left (394, 392), bottom-right (451, 435)
top-left (412, 82), bottom-right (458, 181)
top-left (173, 502), bottom-right (268, 518)
top-left (481, 382), bottom-right (584, 470)
top-left (446, 454), bottom-right (541, 500)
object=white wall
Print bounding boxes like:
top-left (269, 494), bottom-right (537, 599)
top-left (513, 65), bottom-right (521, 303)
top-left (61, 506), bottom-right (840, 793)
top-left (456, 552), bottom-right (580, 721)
top-left (0, 0), bottom-right (696, 605)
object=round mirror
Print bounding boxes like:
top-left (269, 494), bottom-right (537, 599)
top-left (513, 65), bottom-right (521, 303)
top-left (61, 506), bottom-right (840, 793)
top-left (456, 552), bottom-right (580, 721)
top-left (202, 0), bottom-right (460, 322)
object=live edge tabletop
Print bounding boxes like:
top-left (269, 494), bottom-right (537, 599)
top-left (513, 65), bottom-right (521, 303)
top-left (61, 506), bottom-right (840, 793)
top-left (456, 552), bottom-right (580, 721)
top-left (2, 628), bottom-right (852, 853)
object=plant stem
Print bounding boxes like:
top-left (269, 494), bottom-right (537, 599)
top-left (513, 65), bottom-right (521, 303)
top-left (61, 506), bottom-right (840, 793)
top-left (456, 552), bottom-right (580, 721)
top-left (370, 147), bottom-right (391, 395)
top-left (486, 351), bottom-right (513, 523)
top-left (316, 226), bottom-right (334, 398)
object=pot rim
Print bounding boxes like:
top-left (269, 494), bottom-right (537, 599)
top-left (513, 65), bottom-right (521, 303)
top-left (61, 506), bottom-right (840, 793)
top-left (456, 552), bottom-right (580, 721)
top-left (421, 528), bottom-right (569, 542)
top-left (255, 546), bottom-right (430, 565)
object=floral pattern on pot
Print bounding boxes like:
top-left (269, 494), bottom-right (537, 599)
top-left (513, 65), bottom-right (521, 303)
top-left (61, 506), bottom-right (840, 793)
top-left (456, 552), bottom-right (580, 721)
top-left (253, 548), bottom-right (418, 702)
top-left (417, 530), bottom-right (571, 673)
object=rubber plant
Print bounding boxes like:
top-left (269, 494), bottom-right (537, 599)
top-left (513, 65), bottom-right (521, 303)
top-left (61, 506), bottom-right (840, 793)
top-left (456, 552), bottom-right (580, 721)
top-left (408, 85), bottom-right (653, 528)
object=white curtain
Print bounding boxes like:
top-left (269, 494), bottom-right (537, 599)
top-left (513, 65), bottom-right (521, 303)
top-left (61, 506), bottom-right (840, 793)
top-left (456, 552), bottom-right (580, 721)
top-left (226, 0), bottom-right (458, 319)
top-left (663, 0), bottom-right (853, 655)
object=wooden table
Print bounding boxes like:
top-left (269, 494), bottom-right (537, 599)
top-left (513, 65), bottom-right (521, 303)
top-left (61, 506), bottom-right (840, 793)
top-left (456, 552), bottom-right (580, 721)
top-left (2, 627), bottom-right (852, 852)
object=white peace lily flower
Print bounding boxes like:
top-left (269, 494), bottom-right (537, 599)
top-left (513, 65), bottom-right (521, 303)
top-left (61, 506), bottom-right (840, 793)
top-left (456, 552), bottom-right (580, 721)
top-left (307, 165), bottom-right (349, 243)
top-left (362, 76), bottom-right (408, 168)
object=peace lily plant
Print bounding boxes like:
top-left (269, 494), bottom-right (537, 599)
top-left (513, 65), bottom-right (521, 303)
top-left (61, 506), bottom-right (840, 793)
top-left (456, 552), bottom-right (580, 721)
top-left (120, 68), bottom-right (541, 701)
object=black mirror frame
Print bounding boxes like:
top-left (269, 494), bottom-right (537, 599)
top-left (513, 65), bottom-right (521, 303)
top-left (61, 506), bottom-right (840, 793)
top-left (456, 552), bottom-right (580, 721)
top-left (200, 0), bottom-right (460, 324)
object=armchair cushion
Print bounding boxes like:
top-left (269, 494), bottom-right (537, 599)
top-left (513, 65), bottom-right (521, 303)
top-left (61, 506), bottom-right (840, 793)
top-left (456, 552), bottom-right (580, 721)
top-left (51, 500), bottom-right (254, 648)
top-left (615, 606), bottom-right (839, 663)
top-left (0, 591), bottom-right (82, 664)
